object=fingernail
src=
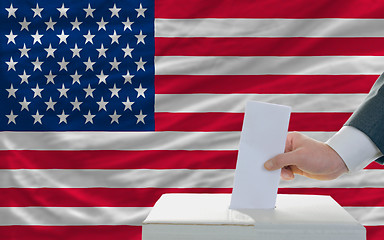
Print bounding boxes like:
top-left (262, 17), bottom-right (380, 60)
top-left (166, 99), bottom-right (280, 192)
top-left (281, 170), bottom-right (293, 180)
top-left (264, 161), bottom-right (273, 170)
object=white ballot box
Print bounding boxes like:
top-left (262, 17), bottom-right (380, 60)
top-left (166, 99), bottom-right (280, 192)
top-left (142, 194), bottom-right (366, 240)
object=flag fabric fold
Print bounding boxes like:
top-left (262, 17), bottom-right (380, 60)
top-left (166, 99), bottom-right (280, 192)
top-left (1, 0), bottom-right (384, 239)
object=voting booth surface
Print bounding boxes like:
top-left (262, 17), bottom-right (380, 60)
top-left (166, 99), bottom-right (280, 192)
top-left (142, 194), bottom-right (366, 240)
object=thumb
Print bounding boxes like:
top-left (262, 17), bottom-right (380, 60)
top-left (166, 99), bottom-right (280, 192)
top-left (264, 151), bottom-right (301, 171)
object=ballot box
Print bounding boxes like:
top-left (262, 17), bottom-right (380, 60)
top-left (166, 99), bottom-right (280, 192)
top-left (142, 194), bottom-right (365, 240)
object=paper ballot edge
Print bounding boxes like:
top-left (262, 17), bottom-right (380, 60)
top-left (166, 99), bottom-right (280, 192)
top-left (230, 101), bottom-right (291, 209)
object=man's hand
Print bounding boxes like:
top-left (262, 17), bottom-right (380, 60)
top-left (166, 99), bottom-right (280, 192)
top-left (264, 132), bottom-right (349, 180)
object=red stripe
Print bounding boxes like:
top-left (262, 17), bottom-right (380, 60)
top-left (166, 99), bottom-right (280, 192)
top-left (1, 150), bottom-right (382, 170)
top-left (0, 150), bottom-right (237, 169)
top-left (365, 161), bottom-right (384, 169)
top-left (0, 188), bottom-right (232, 207)
top-left (155, 112), bottom-right (244, 132)
top-left (2, 188), bottom-right (384, 207)
top-left (155, 0), bottom-right (384, 18)
top-left (155, 75), bottom-right (376, 94)
top-left (1, 226), bottom-right (382, 240)
top-left (0, 226), bottom-right (141, 240)
top-left (366, 226), bottom-right (384, 240)
top-left (155, 112), bottom-right (351, 132)
top-left (156, 37), bottom-right (384, 56)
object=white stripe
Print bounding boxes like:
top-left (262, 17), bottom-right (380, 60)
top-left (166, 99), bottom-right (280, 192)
top-left (345, 207), bottom-right (384, 226)
top-left (0, 131), bottom-right (239, 151)
top-left (1, 169), bottom-right (235, 188)
top-left (302, 132), bottom-right (334, 141)
top-left (156, 18), bottom-right (384, 37)
top-left (0, 131), bottom-right (334, 150)
top-left (1, 169), bottom-right (382, 188)
top-left (155, 94), bottom-right (365, 113)
top-left (0, 207), bottom-right (150, 226)
top-left (155, 56), bottom-right (384, 75)
top-left (0, 206), bottom-right (382, 226)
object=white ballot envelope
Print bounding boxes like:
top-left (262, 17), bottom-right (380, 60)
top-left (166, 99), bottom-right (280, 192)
top-left (230, 101), bottom-right (291, 209)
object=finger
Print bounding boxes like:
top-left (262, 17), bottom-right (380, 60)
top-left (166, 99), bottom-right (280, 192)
top-left (289, 165), bottom-right (304, 176)
top-left (284, 132), bottom-right (294, 152)
top-left (281, 167), bottom-right (294, 180)
top-left (264, 151), bottom-right (302, 171)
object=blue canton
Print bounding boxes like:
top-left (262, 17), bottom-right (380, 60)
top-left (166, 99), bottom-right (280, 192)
top-left (0, 0), bottom-right (154, 131)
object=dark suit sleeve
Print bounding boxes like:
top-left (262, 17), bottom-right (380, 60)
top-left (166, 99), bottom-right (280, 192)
top-left (345, 73), bottom-right (384, 164)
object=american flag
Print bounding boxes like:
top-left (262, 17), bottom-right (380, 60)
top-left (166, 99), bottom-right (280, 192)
top-left (0, 0), bottom-right (383, 239)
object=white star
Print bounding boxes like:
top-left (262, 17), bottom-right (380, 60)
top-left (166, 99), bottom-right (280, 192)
top-left (109, 30), bottom-right (121, 44)
top-left (58, 110), bottom-right (69, 124)
top-left (32, 57), bottom-right (43, 71)
top-left (57, 3), bottom-right (69, 18)
top-left (96, 70), bottom-right (108, 84)
top-left (96, 97), bottom-right (108, 111)
top-left (97, 17), bottom-right (108, 31)
top-left (6, 4), bottom-right (17, 18)
top-left (71, 70), bottom-right (82, 84)
top-left (32, 84), bottom-right (43, 98)
top-left (6, 84), bottom-right (18, 98)
top-left (84, 4), bottom-right (95, 18)
top-left (109, 110), bottom-right (121, 124)
top-left (6, 57), bottom-right (17, 71)
top-left (57, 30), bottom-right (69, 44)
top-left (19, 18), bottom-right (31, 31)
top-left (135, 30), bottom-right (146, 44)
top-left (71, 97), bottom-right (82, 111)
top-left (45, 43), bottom-right (56, 58)
top-left (84, 84), bottom-right (95, 98)
top-left (19, 97), bottom-right (31, 111)
top-left (58, 84), bottom-right (69, 98)
top-left (19, 43), bottom-right (30, 58)
top-left (135, 57), bottom-right (146, 71)
top-left (84, 57), bottom-right (95, 71)
top-left (71, 17), bottom-right (82, 31)
top-left (70, 43), bottom-right (82, 58)
top-left (84, 111), bottom-right (95, 124)
top-left (83, 30), bottom-right (95, 44)
top-left (45, 97), bottom-right (57, 111)
top-left (58, 57), bottom-right (69, 71)
top-left (32, 110), bottom-right (44, 124)
top-left (109, 57), bottom-right (121, 71)
top-left (18, 70), bottom-right (30, 84)
top-left (31, 30), bottom-right (43, 44)
top-left (122, 17), bottom-right (133, 31)
top-left (45, 70), bottom-right (56, 84)
top-left (96, 44), bottom-right (108, 58)
top-left (6, 110), bottom-right (17, 124)
top-left (6, 30), bottom-right (17, 44)
top-left (135, 84), bottom-right (147, 98)
top-left (122, 97), bottom-right (134, 111)
top-left (135, 110), bottom-right (147, 124)
top-left (122, 43), bottom-right (134, 58)
top-left (109, 84), bottom-right (121, 98)
top-left (32, 3), bottom-right (44, 18)
top-left (109, 4), bottom-right (121, 18)
top-left (45, 17), bottom-right (56, 31)
top-left (123, 70), bottom-right (134, 84)
top-left (135, 4), bottom-right (147, 18)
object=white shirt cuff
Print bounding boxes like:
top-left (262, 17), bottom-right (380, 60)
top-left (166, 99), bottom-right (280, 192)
top-left (326, 126), bottom-right (383, 173)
